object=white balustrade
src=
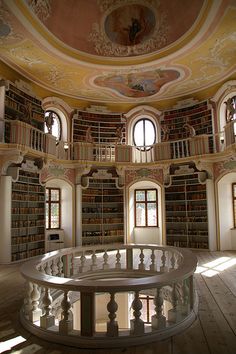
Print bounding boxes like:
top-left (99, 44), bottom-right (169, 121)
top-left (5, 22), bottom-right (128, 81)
top-left (20, 244), bottom-right (197, 348)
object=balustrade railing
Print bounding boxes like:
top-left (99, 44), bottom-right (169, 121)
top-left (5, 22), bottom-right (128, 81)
top-left (3, 119), bottom-right (234, 164)
top-left (20, 244), bottom-right (198, 348)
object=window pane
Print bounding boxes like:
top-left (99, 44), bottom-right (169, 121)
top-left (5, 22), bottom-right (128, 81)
top-left (44, 111), bottom-right (61, 140)
top-left (144, 120), bottom-right (155, 146)
top-left (51, 203), bottom-right (60, 228)
top-left (136, 203), bottom-right (146, 226)
top-left (233, 184), bottom-right (236, 197)
top-left (51, 189), bottom-right (60, 201)
top-left (136, 190), bottom-right (145, 201)
top-left (147, 203), bottom-right (157, 226)
top-left (134, 120), bottom-right (144, 146)
top-left (46, 189), bottom-right (49, 201)
top-left (147, 190), bottom-right (156, 201)
top-left (45, 203), bottom-right (49, 229)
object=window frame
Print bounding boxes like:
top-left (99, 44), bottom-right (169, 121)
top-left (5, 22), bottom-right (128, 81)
top-left (44, 110), bottom-right (62, 141)
top-left (139, 295), bottom-right (154, 323)
top-left (133, 118), bottom-right (156, 151)
top-left (232, 183), bottom-right (236, 228)
top-left (46, 187), bottom-right (61, 230)
top-left (134, 188), bottom-right (158, 227)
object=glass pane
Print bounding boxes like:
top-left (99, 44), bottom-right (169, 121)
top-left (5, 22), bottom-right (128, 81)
top-left (46, 188), bottom-right (49, 201)
top-left (233, 184), bottom-right (236, 197)
top-left (147, 190), bottom-right (156, 201)
top-left (51, 189), bottom-right (59, 201)
top-left (45, 203), bottom-right (49, 229)
top-left (44, 111), bottom-right (61, 140)
top-left (51, 203), bottom-right (59, 228)
top-left (147, 203), bottom-right (157, 226)
top-left (144, 120), bottom-right (155, 146)
top-left (136, 203), bottom-right (146, 226)
top-left (136, 190), bottom-right (145, 201)
top-left (134, 120), bottom-right (144, 146)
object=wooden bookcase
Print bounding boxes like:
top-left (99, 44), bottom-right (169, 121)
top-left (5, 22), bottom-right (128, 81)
top-left (11, 170), bottom-right (45, 261)
top-left (162, 100), bottom-right (213, 141)
top-left (82, 172), bottom-right (124, 245)
top-left (3, 81), bottom-right (44, 143)
top-left (165, 173), bottom-right (208, 249)
top-left (73, 110), bottom-right (126, 145)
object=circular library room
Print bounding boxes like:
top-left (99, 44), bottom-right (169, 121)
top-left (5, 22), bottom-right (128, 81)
top-left (0, 1), bottom-right (236, 353)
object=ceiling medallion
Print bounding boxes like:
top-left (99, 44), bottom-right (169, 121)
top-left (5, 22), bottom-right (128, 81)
top-left (88, 0), bottom-right (168, 57)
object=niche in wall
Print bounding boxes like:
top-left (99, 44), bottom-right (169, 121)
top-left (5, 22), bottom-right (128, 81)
top-left (45, 178), bottom-right (73, 248)
top-left (128, 180), bottom-right (163, 245)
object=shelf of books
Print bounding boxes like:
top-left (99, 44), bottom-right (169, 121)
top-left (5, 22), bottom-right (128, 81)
top-left (11, 170), bottom-right (45, 261)
top-left (4, 81), bottom-right (44, 143)
top-left (73, 109), bottom-right (126, 145)
top-left (162, 100), bottom-right (213, 149)
top-left (82, 175), bottom-right (124, 245)
top-left (165, 173), bottom-right (208, 249)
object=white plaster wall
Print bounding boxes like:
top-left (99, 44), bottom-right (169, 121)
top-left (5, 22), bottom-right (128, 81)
top-left (128, 180), bottom-right (162, 245)
top-left (46, 179), bottom-right (73, 247)
top-left (218, 172), bottom-right (236, 250)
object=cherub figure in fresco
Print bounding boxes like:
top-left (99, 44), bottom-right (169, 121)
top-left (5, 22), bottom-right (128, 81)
top-left (161, 124), bottom-right (170, 141)
top-left (183, 122), bottom-right (196, 138)
top-left (224, 97), bottom-right (236, 122)
top-left (45, 111), bottom-right (54, 134)
top-left (85, 126), bottom-right (94, 143)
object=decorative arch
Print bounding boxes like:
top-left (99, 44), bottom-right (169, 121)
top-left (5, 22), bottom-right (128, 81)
top-left (42, 97), bottom-right (74, 141)
top-left (124, 105), bottom-right (162, 145)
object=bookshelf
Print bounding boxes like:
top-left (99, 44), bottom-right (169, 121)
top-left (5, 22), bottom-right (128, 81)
top-left (3, 81), bottom-right (44, 143)
top-left (162, 100), bottom-right (213, 141)
top-left (82, 171), bottom-right (124, 245)
top-left (165, 172), bottom-right (208, 249)
top-left (11, 170), bottom-right (45, 261)
top-left (73, 110), bottom-right (126, 145)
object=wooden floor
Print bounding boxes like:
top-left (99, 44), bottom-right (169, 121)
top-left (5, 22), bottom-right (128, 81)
top-left (1, 250), bottom-right (236, 353)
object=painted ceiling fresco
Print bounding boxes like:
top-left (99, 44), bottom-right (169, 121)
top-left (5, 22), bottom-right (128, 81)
top-left (0, 0), bottom-right (235, 104)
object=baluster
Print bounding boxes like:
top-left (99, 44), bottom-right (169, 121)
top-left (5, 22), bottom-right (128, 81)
top-left (107, 292), bottom-right (119, 337)
top-left (181, 140), bottom-right (184, 157)
top-left (181, 278), bottom-right (190, 316)
top-left (90, 251), bottom-right (97, 271)
top-left (115, 249), bottom-right (121, 269)
top-left (138, 248), bottom-right (145, 270)
top-left (150, 249), bottom-right (156, 271)
top-left (57, 256), bottom-right (64, 277)
top-left (152, 287), bottom-right (166, 329)
top-left (79, 252), bottom-right (86, 272)
top-left (29, 283), bottom-right (42, 322)
top-left (170, 251), bottom-right (176, 270)
top-left (160, 250), bottom-right (167, 273)
top-left (103, 250), bottom-right (109, 270)
top-left (59, 291), bottom-right (73, 334)
top-left (130, 291), bottom-right (144, 335)
top-left (177, 141), bottom-right (180, 158)
top-left (40, 287), bottom-right (55, 329)
top-left (51, 258), bottom-right (59, 276)
top-left (173, 142), bottom-right (176, 159)
top-left (45, 261), bottom-right (52, 275)
top-left (23, 281), bottom-right (33, 318)
top-left (186, 139), bottom-right (190, 156)
top-left (168, 283), bottom-right (180, 323)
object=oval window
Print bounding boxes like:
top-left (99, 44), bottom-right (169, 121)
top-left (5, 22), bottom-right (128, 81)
top-left (133, 118), bottom-right (156, 150)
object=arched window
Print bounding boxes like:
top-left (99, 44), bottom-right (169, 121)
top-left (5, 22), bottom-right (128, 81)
top-left (133, 118), bottom-right (156, 150)
top-left (44, 110), bottom-right (62, 140)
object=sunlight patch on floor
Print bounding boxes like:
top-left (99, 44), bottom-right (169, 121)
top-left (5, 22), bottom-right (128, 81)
top-left (195, 256), bottom-right (236, 277)
top-left (0, 336), bottom-right (26, 353)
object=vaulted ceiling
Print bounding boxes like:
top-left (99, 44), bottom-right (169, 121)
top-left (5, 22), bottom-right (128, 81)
top-left (0, 0), bottom-right (236, 108)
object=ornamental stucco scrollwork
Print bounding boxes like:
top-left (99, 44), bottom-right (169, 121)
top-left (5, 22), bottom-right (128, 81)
top-left (27, 0), bottom-right (52, 22)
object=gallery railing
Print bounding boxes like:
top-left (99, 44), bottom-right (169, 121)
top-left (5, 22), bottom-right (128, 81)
top-left (2, 119), bottom-right (234, 164)
top-left (20, 244), bottom-right (198, 348)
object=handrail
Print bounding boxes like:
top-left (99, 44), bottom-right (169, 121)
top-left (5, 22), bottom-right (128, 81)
top-left (20, 244), bottom-right (198, 348)
top-left (2, 119), bottom-right (234, 164)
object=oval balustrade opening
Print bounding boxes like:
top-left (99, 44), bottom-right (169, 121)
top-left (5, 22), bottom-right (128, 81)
top-left (20, 244), bottom-right (198, 348)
